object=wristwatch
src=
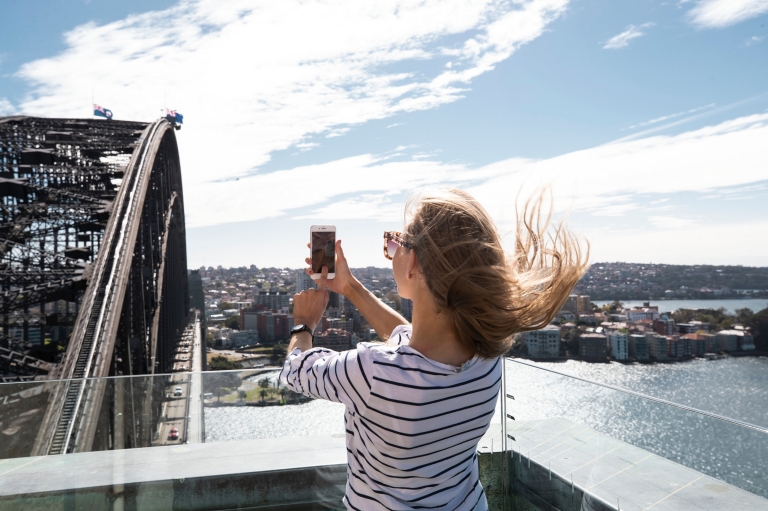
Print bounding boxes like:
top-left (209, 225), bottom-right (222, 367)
top-left (291, 324), bottom-right (314, 340)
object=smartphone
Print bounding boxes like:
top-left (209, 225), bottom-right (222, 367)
top-left (310, 225), bottom-right (336, 280)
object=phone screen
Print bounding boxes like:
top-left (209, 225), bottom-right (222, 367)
top-left (311, 230), bottom-right (336, 274)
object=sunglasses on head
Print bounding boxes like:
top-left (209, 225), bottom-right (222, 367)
top-left (383, 231), bottom-right (414, 260)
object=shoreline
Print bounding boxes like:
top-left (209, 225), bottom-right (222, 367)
top-left (513, 351), bottom-right (768, 364)
top-left (204, 396), bottom-right (313, 408)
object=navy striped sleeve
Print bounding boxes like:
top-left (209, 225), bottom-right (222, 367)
top-left (279, 344), bottom-right (373, 410)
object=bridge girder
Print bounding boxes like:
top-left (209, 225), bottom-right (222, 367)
top-left (0, 116), bottom-right (190, 456)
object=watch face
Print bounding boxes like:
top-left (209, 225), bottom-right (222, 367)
top-left (292, 324), bottom-right (306, 332)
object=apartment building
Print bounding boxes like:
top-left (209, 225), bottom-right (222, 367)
top-left (646, 334), bottom-right (669, 361)
top-left (579, 333), bottom-right (607, 361)
top-left (314, 328), bottom-right (353, 351)
top-left (629, 334), bottom-right (649, 360)
top-left (522, 325), bottom-right (561, 359)
top-left (606, 330), bottom-right (628, 360)
top-left (323, 317), bottom-right (354, 333)
top-left (653, 318), bottom-right (676, 336)
top-left (681, 333), bottom-right (708, 356)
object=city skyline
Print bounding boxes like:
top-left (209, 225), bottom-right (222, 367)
top-left (1, 0), bottom-right (767, 267)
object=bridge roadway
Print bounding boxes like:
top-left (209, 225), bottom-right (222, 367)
top-left (154, 314), bottom-right (203, 446)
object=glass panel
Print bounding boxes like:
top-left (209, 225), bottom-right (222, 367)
top-left (201, 369), bottom-right (346, 443)
top-left (0, 370), bottom-right (348, 509)
top-left (0, 368), bottom-right (347, 459)
top-left (503, 358), bottom-right (768, 511)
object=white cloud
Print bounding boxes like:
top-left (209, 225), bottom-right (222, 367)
top-left (325, 128), bottom-right (351, 138)
top-left (468, 112), bottom-right (768, 225)
top-left (185, 152), bottom-right (519, 226)
top-left (14, 0), bottom-right (569, 227)
top-left (294, 142), bottom-right (319, 152)
top-left (602, 23), bottom-right (655, 50)
top-left (688, 0), bottom-right (768, 28)
top-left (581, 219), bottom-right (768, 266)
top-left (647, 215), bottom-right (698, 229)
top-left (626, 103), bottom-right (715, 129)
top-left (185, 112), bottom-right (767, 254)
top-left (0, 98), bottom-right (15, 116)
top-left (745, 35), bottom-right (764, 46)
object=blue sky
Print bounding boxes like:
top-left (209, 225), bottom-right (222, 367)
top-left (2, 0), bottom-right (767, 268)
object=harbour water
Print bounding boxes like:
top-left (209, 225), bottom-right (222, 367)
top-left (524, 356), bottom-right (768, 427)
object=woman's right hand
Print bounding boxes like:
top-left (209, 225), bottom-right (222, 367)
top-left (305, 240), bottom-right (357, 297)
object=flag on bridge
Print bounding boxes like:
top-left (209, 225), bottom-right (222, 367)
top-left (93, 104), bottom-right (113, 120)
top-left (165, 109), bottom-right (184, 124)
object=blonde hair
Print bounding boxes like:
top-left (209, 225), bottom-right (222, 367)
top-left (404, 188), bottom-right (589, 359)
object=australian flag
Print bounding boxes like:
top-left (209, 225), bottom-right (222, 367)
top-left (93, 104), bottom-right (113, 120)
top-left (166, 109), bottom-right (184, 124)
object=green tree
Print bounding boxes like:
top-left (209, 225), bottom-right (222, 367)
top-left (747, 307), bottom-right (768, 351)
top-left (205, 372), bottom-right (241, 402)
top-left (259, 389), bottom-right (268, 403)
top-left (279, 387), bottom-right (288, 403)
top-left (735, 308), bottom-right (754, 326)
top-left (271, 345), bottom-right (287, 365)
top-left (225, 316), bottom-right (240, 330)
top-left (208, 355), bottom-right (238, 371)
top-left (602, 300), bottom-right (624, 313)
top-left (258, 377), bottom-right (270, 389)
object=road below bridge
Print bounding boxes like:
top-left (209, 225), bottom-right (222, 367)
top-left (153, 315), bottom-right (204, 446)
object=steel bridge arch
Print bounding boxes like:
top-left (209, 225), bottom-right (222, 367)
top-left (0, 117), bottom-right (189, 455)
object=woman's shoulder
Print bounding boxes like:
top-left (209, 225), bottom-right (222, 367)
top-left (387, 323), bottom-right (412, 347)
top-left (359, 340), bottom-right (500, 376)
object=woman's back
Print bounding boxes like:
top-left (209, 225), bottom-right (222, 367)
top-left (281, 325), bottom-right (499, 510)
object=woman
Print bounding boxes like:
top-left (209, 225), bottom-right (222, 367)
top-left (280, 188), bottom-right (587, 510)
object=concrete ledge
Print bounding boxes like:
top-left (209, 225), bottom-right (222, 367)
top-left (6, 419), bottom-right (759, 511)
top-left (0, 435), bottom-right (348, 511)
top-left (0, 432), bottom-right (510, 511)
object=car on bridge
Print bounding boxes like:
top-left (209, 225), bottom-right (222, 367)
top-left (169, 427), bottom-right (179, 440)
top-left (174, 386), bottom-right (183, 396)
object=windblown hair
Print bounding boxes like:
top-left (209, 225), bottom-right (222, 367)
top-left (403, 188), bottom-right (589, 359)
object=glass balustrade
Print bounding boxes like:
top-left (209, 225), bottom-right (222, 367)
top-left (2, 361), bottom-right (766, 510)
top-left (500, 358), bottom-right (768, 511)
top-left (0, 369), bottom-right (348, 510)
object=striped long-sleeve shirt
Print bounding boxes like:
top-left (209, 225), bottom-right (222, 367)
top-left (279, 324), bottom-right (501, 510)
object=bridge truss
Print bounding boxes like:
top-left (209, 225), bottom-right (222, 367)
top-left (0, 117), bottom-right (189, 454)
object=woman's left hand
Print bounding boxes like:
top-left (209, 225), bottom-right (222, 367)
top-left (293, 266), bottom-right (330, 330)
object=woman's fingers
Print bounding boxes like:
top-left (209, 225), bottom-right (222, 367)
top-left (317, 265), bottom-right (329, 289)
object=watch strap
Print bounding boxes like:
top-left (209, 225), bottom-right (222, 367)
top-left (291, 324), bottom-right (314, 338)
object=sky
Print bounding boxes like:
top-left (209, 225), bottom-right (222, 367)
top-left (1, 0), bottom-right (767, 269)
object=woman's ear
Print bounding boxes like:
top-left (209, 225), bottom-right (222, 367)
top-left (406, 249), bottom-right (421, 280)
